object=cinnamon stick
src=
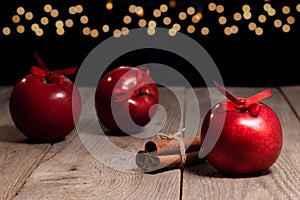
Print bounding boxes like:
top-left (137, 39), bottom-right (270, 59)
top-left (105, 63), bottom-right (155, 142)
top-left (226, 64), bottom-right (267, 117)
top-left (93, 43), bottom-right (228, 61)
top-left (136, 150), bottom-right (203, 173)
top-left (145, 135), bottom-right (201, 156)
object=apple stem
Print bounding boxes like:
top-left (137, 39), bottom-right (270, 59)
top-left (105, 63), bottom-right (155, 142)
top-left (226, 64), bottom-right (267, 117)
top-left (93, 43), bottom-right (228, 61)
top-left (213, 81), bottom-right (272, 110)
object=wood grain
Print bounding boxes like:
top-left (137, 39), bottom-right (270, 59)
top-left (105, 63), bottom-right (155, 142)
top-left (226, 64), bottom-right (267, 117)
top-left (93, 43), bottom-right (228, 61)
top-left (13, 87), bottom-right (184, 200)
top-left (182, 87), bottom-right (300, 200)
top-left (0, 87), bottom-right (51, 200)
top-left (280, 86), bottom-right (300, 119)
top-left (2, 86), bottom-right (300, 200)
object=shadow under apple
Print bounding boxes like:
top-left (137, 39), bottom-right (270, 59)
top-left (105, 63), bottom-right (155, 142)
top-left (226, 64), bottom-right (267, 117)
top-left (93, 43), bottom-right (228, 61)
top-left (185, 160), bottom-right (271, 179)
top-left (0, 124), bottom-right (28, 143)
top-left (0, 124), bottom-right (67, 144)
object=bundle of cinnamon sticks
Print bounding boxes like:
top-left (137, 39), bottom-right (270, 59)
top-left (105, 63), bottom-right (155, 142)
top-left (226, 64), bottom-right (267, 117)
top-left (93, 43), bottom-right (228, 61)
top-left (136, 133), bottom-right (204, 173)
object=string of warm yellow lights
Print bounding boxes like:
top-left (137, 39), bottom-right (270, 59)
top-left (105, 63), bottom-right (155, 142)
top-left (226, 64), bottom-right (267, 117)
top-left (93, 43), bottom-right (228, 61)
top-left (2, 1), bottom-right (300, 38)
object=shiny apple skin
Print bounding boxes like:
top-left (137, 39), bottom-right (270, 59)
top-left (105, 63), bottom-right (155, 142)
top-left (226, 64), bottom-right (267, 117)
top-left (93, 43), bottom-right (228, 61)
top-left (9, 74), bottom-right (82, 142)
top-left (201, 99), bottom-right (283, 175)
top-left (95, 66), bottom-right (159, 133)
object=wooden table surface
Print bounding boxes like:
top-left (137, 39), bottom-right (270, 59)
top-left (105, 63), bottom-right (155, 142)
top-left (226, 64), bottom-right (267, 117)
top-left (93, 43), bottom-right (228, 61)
top-left (1, 86), bottom-right (300, 200)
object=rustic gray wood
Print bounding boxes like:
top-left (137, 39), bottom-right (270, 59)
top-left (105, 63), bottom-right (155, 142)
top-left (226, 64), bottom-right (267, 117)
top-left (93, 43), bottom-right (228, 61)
top-left (2, 86), bottom-right (300, 200)
top-left (0, 87), bottom-right (51, 200)
top-left (280, 86), bottom-right (300, 119)
top-left (182, 87), bottom-right (300, 200)
top-left (13, 87), bottom-right (184, 200)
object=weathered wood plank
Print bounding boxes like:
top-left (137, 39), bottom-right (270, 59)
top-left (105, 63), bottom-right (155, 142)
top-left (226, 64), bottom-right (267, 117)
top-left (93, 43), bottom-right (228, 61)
top-left (183, 87), bottom-right (300, 200)
top-left (14, 87), bottom-right (184, 200)
top-left (0, 87), bottom-right (51, 200)
top-left (280, 86), bottom-right (300, 119)
top-left (0, 86), bottom-right (12, 99)
top-left (0, 86), bottom-right (13, 120)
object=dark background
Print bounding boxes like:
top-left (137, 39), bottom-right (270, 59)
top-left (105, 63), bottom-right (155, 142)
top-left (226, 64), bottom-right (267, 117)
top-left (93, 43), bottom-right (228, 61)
top-left (1, 0), bottom-right (300, 87)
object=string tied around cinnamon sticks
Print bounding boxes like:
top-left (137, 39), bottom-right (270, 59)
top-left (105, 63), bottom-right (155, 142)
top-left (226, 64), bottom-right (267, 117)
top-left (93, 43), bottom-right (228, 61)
top-left (136, 129), bottom-right (203, 173)
top-left (157, 128), bottom-right (186, 168)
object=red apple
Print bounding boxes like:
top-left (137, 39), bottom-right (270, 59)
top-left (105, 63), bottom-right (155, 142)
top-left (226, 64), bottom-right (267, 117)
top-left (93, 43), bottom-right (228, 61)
top-left (9, 53), bottom-right (82, 142)
top-left (95, 66), bottom-right (159, 134)
top-left (200, 81), bottom-right (282, 175)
